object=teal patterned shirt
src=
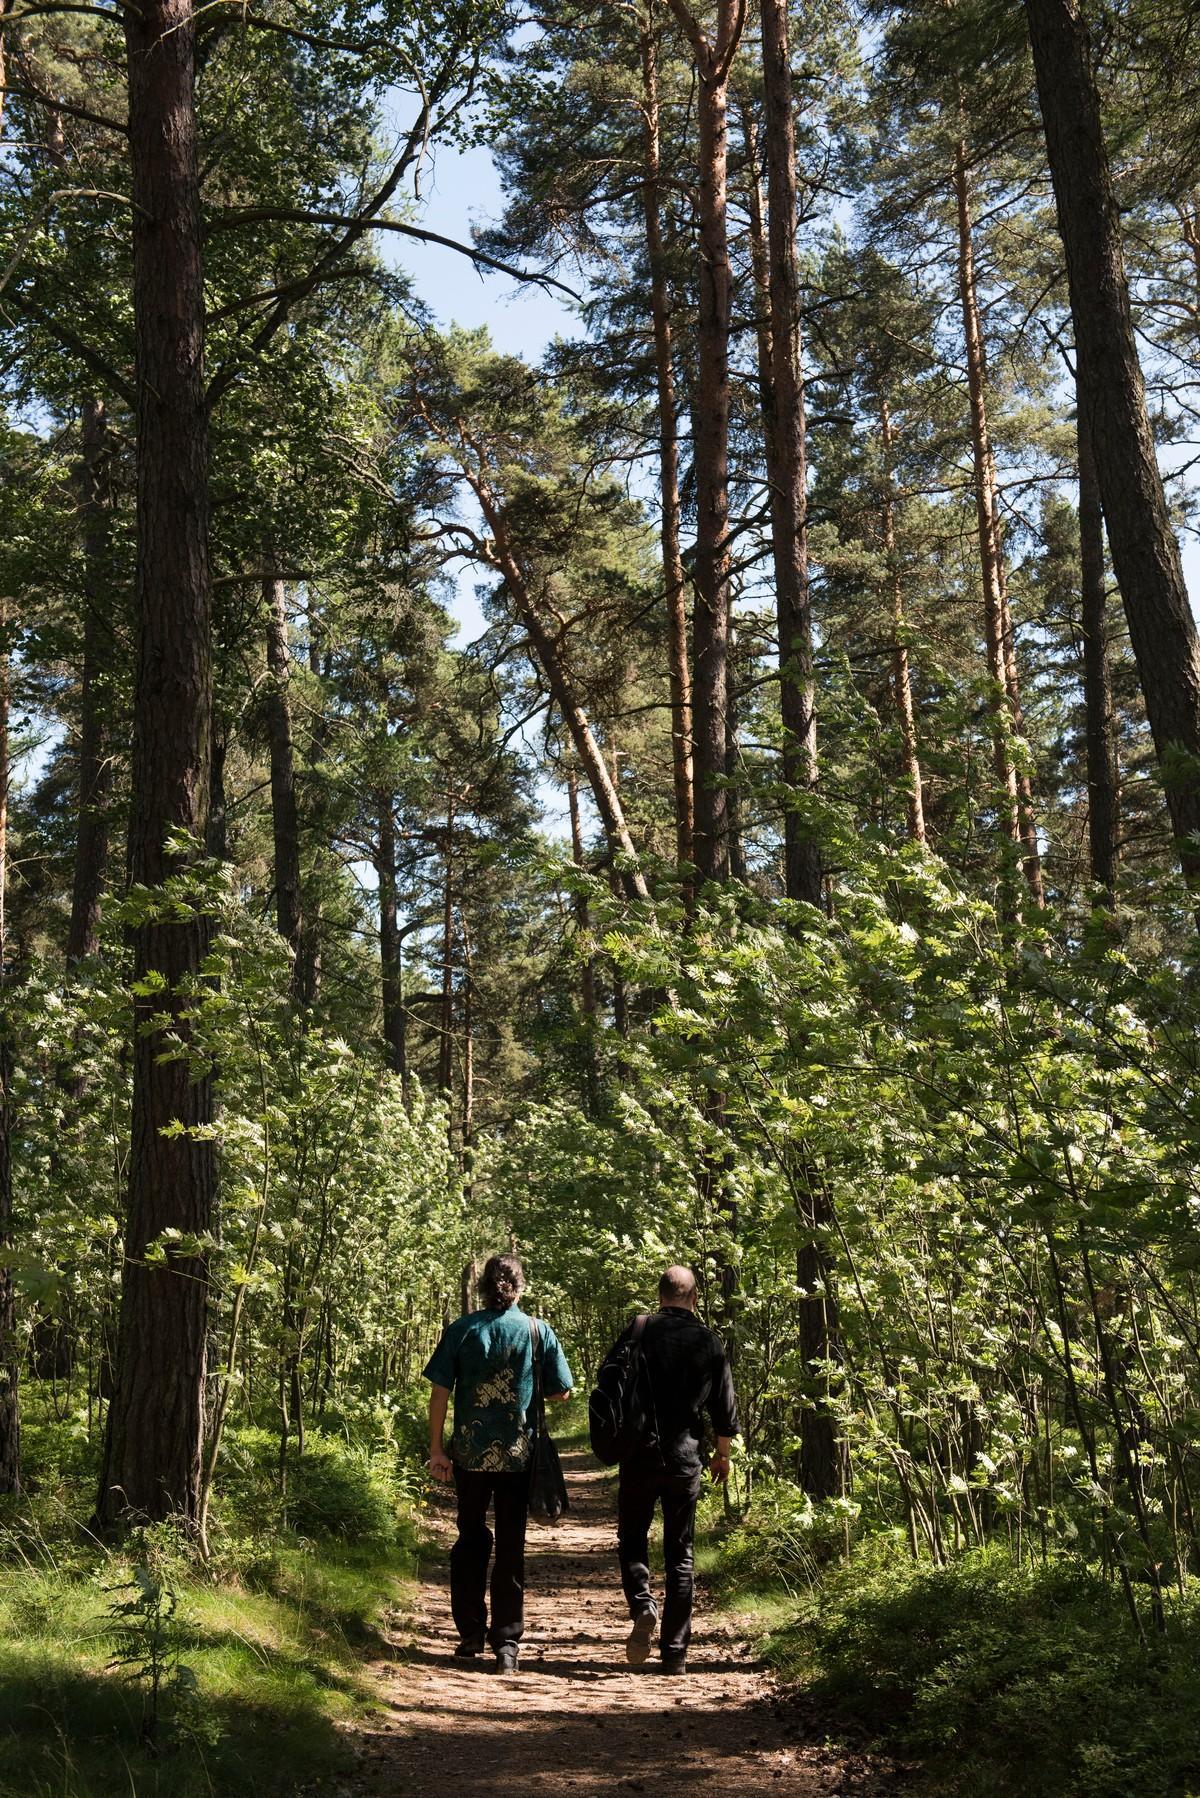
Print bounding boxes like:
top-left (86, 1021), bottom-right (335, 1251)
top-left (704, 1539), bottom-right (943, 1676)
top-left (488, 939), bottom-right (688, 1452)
top-left (423, 1305), bottom-right (574, 1473)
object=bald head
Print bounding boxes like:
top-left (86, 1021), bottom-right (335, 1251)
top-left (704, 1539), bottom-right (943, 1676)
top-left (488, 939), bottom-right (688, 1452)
top-left (659, 1265), bottom-right (697, 1309)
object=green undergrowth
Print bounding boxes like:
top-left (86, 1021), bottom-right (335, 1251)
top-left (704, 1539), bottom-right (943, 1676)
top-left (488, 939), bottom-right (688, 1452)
top-left (0, 1413), bottom-right (425, 1797)
top-left (698, 1484), bottom-right (1200, 1798)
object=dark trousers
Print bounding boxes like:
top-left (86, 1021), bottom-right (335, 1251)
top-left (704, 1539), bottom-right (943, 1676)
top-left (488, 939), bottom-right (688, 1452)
top-left (617, 1462), bottom-right (703, 1660)
top-left (450, 1465), bottom-right (531, 1650)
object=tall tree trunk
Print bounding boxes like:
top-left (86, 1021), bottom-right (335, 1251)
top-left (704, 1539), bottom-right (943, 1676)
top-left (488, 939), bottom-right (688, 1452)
top-left (999, 579), bottom-right (1044, 904)
top-left (376, 792), bottom-right (408, 1099)
top-left (880, 397), bottom-right (926, 844)
top-left (726, 614), bottom-right (748, 883)
top-left (750, 37), bottom-right (845, 1492)
top-left (758, 0), bottom-right (822, 906)
top-left (1025, 0), bottom-right (1200, 898)
top-left (953, 136), bottom-right (1044, 905)
top-left (67, 397), bottom-right (113, 963)
top-left (94, 0), bottom-right (213, 1531)
top-left (298, 616), bottom-right (327, 1003)
top-left (796, 1175), bottom-right (847, 1501)
top-left (0, 599), bottom-right (19, 1495)
top-left (1076, 385), bottom-right (1120, 899)
top-left (206, 718), bottom-right (228, 861)
top-left (640, 8), bottom-right (694, 884)
top-left (460, 916), bottom-right (474, 1167)
top-left (667, 0), bottom-right (744, 886)
top-left (264, 576), bottom-right (306, 999)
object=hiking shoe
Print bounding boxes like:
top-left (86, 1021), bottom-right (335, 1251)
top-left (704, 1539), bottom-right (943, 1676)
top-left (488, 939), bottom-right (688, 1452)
top-left (626, 1608), bottom-right (658, 1667)
top-left (493, 1645), bottom-right (520, 1675)
top-left (661, 1653), bottom-right (687, 1675)
top-left (453, 1638), bottom-right (485, 1660)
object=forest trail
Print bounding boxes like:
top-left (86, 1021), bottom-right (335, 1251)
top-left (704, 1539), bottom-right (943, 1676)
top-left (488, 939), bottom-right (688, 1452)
top-left (345, 1451), bottom-right (887, 1796)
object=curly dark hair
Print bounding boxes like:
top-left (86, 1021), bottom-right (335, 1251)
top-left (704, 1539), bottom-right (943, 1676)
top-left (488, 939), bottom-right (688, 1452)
top-left (479, 1252), bottom-right (525, 1310)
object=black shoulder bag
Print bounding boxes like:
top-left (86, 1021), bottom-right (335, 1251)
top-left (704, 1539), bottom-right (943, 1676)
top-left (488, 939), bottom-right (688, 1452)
top-left (526, 1317), bottom-right (570, 1523)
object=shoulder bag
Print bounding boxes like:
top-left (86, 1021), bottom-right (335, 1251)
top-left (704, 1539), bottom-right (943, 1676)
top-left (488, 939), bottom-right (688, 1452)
top-left (526, 1316), bottom-right (570, 1523)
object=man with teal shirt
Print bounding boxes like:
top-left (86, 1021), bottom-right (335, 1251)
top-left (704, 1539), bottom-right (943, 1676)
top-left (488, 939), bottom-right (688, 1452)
top-left (424, 1252), bottom-right (573, 1673)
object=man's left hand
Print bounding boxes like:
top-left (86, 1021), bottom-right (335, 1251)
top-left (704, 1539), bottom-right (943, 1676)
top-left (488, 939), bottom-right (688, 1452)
top-left (709, 1450), bottom-right (731, 1482)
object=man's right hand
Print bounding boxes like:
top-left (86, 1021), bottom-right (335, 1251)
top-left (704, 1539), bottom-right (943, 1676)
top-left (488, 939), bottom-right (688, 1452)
top-left (429, 1447), bottom-right (454, 1484)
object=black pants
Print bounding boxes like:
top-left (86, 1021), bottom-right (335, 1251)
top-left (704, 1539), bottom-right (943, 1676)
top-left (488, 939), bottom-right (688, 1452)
top-left (617, 1461), bottom-right (703, 1660)
top-left (450, 1465), bottom-right (531, 1651)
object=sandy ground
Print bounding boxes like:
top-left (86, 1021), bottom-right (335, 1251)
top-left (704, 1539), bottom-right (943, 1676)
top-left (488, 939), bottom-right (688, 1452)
top-left (344, 1450), bottom-right (895, 1797)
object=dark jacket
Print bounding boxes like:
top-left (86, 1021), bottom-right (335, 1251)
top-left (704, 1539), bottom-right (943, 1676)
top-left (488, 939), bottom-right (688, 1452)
top-left (602, 1304), bottom-right (739, 1475)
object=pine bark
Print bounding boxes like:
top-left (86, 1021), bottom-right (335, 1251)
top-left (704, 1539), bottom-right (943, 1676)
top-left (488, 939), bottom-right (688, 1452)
top-left (640, 11), bottom-right (694, 883)
top-left (796, 1177), bottom-right (847, 1501)
top-left (206, 720), bottom-right (228, 861)
top-left (880, 398), bottom-right (926, 843)
top-left (726, 616), bottom-right (748, 883)
top-left (953, 137), bottom-right (1044, 905)
top-left (1076, 392), bottom-right (1120, 899)
top-left (298, 619), bottom-right (327, 1002)
top-left (264, 577), bottom-right (306, 1000)
top-left (667, 0), bottom-right (745, 886)
top-left (1025, 0), bottom-right (1200, 896)
top-left (758, 0), bottom-right (822, 905)
top-left (67, 397), bottom-right (113, 963)
top-left (94, 0), bottom-right (213, 1530)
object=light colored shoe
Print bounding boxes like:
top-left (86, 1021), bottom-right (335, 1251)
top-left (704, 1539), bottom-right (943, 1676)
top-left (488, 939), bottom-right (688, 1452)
top-left (626, 1608), bottom-right (658, 1667)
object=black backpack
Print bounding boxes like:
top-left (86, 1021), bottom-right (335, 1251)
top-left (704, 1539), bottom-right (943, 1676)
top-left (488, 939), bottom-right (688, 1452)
top-left (588, 1314), bottom-right (661, 1467)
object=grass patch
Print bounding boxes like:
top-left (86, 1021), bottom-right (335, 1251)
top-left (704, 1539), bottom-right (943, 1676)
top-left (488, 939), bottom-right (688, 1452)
top-left (0, 1534), bottom-right (416, 1797)
top-left (0, 1413), bottom-right (426, 1797)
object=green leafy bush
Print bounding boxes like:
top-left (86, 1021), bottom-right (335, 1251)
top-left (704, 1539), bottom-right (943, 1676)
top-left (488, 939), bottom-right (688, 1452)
top-left (765, 1548), bottom-right (1200, 1797)
top-left (218, 1427), bottom-right (404, 1544)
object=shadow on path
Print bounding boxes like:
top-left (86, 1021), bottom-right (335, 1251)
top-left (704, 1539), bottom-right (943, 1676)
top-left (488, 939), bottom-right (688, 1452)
top-left (344, 1451), bottom-right (892, 1796)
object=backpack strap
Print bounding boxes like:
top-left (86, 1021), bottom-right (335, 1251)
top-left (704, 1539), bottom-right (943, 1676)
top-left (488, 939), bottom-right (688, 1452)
top-left (632, 1312), bottom-right (650, 1342)
top-left (526, 1315), bottom-right (546, 1431)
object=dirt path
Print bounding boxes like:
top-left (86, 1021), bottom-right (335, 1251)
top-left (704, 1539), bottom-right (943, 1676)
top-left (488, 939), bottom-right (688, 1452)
top-left (347, 1451), bottom-right (887, 1796)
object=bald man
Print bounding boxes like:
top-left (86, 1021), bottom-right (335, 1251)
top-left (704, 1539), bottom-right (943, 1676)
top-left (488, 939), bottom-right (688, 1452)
top-left (598, 1265), bottom-right (738, 1674)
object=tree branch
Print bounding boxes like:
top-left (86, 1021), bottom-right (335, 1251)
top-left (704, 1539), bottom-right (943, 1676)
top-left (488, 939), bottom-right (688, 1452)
top-left (1, 290), bottom-right (135, 407)
top-left (0, 82), bottom-right (126, 133)
top-left (206, 208), bottom-right (580, 296)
